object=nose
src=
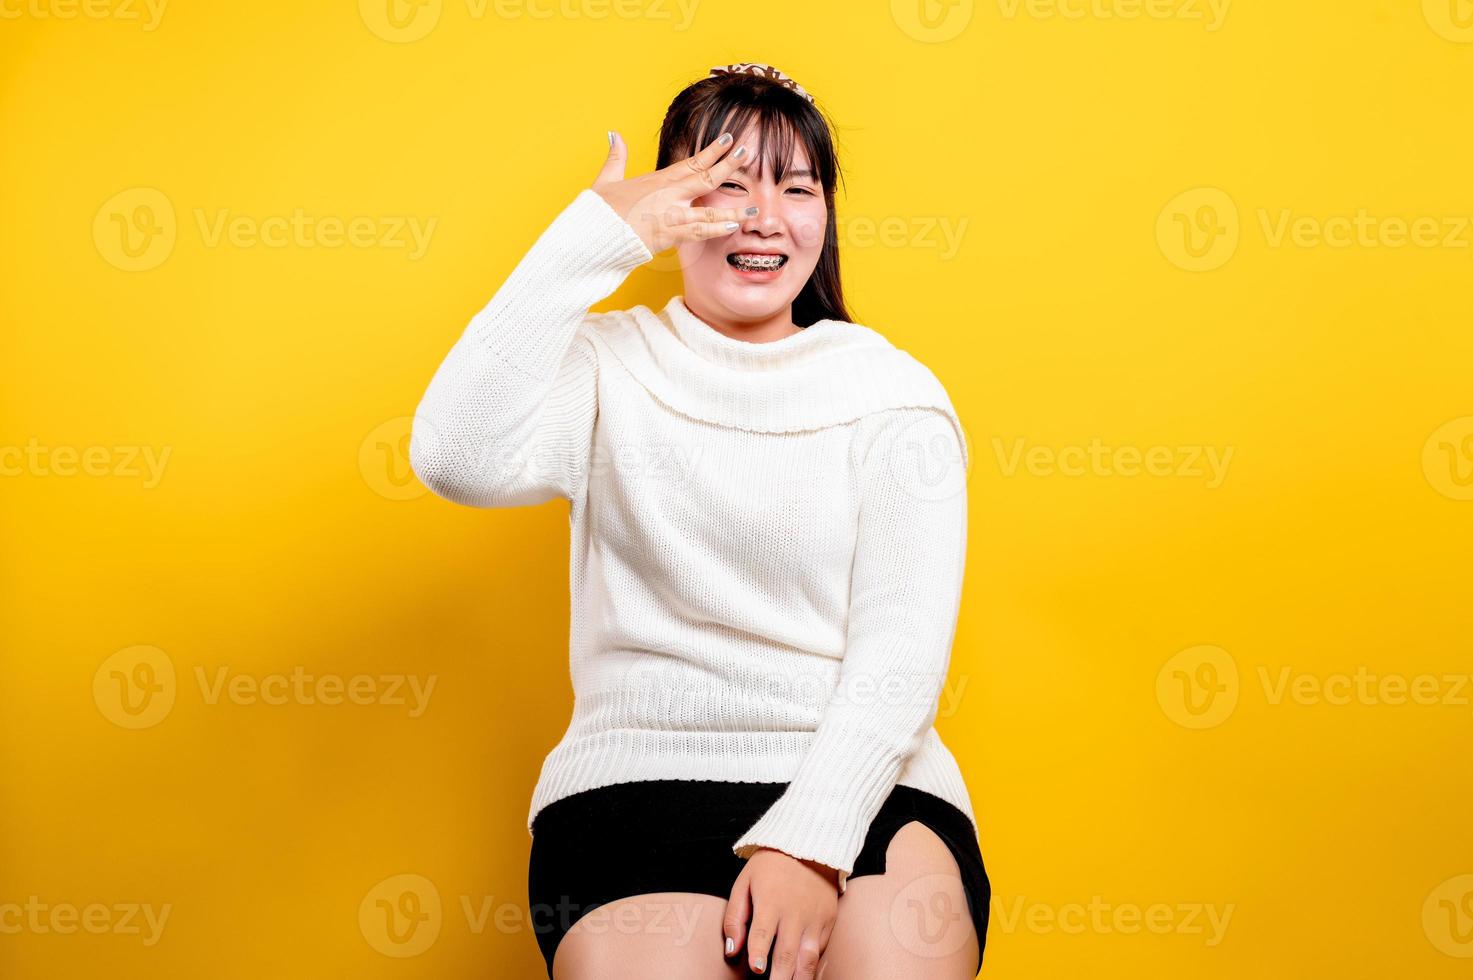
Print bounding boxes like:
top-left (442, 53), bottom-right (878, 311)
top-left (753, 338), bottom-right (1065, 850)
top-left (740, 182), bottom-right (784, 236)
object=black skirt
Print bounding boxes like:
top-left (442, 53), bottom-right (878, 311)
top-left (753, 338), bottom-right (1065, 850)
top-left (527, 779), bottom-right (990, 977)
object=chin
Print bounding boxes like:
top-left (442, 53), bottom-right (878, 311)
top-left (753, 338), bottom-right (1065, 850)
top-left (716, 287), bottom-right (795, 316)
top-left (712, 275), bottom-right (807, 315)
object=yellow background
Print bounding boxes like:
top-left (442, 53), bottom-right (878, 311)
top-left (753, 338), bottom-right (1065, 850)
top-left (3, 0), bottom-right (1472, 976)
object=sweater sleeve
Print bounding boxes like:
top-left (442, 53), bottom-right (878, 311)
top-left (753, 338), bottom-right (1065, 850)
top-left (409, 188), bottom-right (652, 508)
top-left (730, 406), bottom-right (970, 894)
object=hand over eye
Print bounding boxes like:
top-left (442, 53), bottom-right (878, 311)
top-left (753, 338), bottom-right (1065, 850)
top-left (592, 130), bottom-right (760, 256)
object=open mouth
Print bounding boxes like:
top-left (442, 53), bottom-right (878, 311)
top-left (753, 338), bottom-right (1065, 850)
top-left (727, 253), bottom-right (788, 272)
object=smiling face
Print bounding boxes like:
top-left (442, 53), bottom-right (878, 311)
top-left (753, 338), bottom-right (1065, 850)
top-left (677, 121), bottom-right (828, 327)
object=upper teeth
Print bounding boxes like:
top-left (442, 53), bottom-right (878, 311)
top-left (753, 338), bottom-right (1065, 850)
top-left (732, 254), bottom-right (785, 270)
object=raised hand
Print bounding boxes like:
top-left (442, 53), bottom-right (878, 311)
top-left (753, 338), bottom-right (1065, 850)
top-left (592, 129), bottom-right (759, 256)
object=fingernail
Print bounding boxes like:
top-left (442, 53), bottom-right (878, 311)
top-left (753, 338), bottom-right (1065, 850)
top-left (717, 132), bottom-right (733, 145)
top-left (725, 936), bottom-right (734, 955)
top-left (724, 221), bottom-right (739, 231)
top-left (754, 956), bottom-right (766, 972)
top-left (607, 130), bottom-right (615, 146)
top-left (733, 145), bottom-right (747, 159)
top-left (744, 206), bottom-right (759, 216)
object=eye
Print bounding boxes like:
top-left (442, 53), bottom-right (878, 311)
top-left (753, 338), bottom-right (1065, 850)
top-left (720, 181), bottom-right (816, 195)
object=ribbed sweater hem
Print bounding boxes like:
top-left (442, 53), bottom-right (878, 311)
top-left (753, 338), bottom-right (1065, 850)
top-left (527, 728), bottom-right (977, 843)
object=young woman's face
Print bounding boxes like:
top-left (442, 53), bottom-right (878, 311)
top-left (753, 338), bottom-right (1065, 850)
top-left (678, 123), bottom-right (828, 324)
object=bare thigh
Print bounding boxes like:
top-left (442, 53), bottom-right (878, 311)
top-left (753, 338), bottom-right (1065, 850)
top-left (818, 821), bottom-right (979, 980)
top-left (552, 891), bottom-right (743, 980)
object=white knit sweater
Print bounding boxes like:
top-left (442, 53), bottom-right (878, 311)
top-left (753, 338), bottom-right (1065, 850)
top-left (409, 188), bottom-right (976, 892)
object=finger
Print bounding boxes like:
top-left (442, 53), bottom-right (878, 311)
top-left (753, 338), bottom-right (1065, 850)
top-left (674, 134), bottom-right (754, 193)
top-left (666, 205), bottom-right (758, 244)
top-left (633, 202), bottom-right (748, 232)
top-left (706, 138), bottom-right (755, 185)
top-left (673, 218), bottom-right (743, 242)
top-left (595, 129), bottom-right (626, 185)
top-left (747, 906), bottom-right (779, 975)
top-left (673, 204), bottom-right (757, 226)
top-left (662, 128), bottom-right (736, 183)
top-left (768, 917), bottom-right (808, 980)
top-left (792, 926), bottom-right (824, 980)
top-left (723, 873), bottom-right (752, 959)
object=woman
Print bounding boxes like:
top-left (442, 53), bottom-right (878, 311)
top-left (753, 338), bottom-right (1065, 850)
top-left (409, 63), bottom-right (990, 980)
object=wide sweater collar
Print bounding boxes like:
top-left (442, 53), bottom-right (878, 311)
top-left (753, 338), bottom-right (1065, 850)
top-left (585, 295), bottom-right (968, 465)
top-left (665, 295), bottom-right (855, 372)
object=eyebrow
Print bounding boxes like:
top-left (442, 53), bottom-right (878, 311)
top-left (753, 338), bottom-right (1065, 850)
top-left (732, 162), bottom-right (818, 183)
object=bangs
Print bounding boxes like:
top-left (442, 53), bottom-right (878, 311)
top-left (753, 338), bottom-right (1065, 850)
top-left (682, 101), bottom-right (832, 191)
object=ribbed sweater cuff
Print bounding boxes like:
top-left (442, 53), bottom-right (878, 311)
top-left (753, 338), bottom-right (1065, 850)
top-left (730, 721), bottom-right (913, 895)
top-left (465, 188), bottom-right (652, 380)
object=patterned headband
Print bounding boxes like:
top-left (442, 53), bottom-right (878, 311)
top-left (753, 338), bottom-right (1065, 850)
top-left (708, 62), bottom-right (815, 104)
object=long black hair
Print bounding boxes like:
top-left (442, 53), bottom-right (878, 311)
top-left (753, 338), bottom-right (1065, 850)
top-left (656, 69), bottom-right (852, 328)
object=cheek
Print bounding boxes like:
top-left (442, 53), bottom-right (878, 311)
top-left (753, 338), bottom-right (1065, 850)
top-left (789, 208), bottom-right (828, 259)
top-left (676, 238), bottom-right (730, 280)
top-left (677, 237), bottom-right (727, 268)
